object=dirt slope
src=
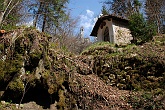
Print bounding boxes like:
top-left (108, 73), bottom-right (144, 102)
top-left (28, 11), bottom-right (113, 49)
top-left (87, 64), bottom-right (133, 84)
top-left (72, 73), bottom-right (131, 109)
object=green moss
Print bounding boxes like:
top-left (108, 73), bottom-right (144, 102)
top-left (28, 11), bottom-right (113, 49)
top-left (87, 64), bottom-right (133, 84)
top-left (29, 50), bottom-right (42, 69)
top-left (0, 44), bottom-right (4, 51)
top-left (8, 79), bottom-right (24, 92)
top-left (102, 75), bottom-right (108, 80)
top-left (152, 88), bottom-right (164, 95)
top-left (0, 70), bottom-right (4, 83)
top-left (127, 91), bottom-right (164, 110)
top-left (57, 89), bottom-right (66, 110)
top-left (8, 59), bottom-right (22, 73)
top-left (48, 84), bottom-right (58, 94)
top-left (2, 56), bottom-right (23, 84)
top-left (7, 79), bottom-right (24, 98)
top-left (56, 74), bottom-right (65, 86)
top-left (44, 56), bottom-right (51, 70)
top-left (1, 24), bottom-right (18, 31)
top-left (81, 42), bottom-right (116, 55)
top-left (0, 103), bottom-right (18, 110)
top-left (0, 61), bottom-right (5, 82)
top-left (49, 42), bottom-right (59, 49)
top-left (30, 50), bottom-right (42, 60)
top-left (117, 83), bottom-right (127, 89)
top-left (15, 37), bottom-right (26, 54)
top-left (42, 70), bottom-right (50, 79)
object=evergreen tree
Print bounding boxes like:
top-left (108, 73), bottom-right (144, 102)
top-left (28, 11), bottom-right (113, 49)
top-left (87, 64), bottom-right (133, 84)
top-left (101, 4), bottom-right (109, 15)
top-left (129, 13), bottom-right (156, 44)
top-left (28, 0), bottom-right (69, 33)
top-left (103, 0), bottom-right (141, 18)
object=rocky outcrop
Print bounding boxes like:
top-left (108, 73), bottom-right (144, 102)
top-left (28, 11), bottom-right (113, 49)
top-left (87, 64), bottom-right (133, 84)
top-left (0, 28), bottom-right (164, 110)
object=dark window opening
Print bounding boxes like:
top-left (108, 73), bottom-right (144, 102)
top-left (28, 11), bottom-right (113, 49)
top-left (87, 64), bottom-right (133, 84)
top-left (104, 27), bottom-right (110, 42)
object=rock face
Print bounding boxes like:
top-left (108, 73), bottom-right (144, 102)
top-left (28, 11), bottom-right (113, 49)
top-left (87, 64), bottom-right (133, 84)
top-left (0, 28), bottom-right (165, 110)
top-left (113, 21), bottom-right (133, 45)
top-left (82, 41), bottom-right (165, 91)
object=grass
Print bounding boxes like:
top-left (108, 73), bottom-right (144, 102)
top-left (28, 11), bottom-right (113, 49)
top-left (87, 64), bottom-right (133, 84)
top-left (81, 42), bottom-right (115, 55)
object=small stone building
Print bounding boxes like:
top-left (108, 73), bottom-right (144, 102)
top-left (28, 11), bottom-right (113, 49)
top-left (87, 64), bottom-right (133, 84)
top-left (90, 15), bottom-right (132, 45)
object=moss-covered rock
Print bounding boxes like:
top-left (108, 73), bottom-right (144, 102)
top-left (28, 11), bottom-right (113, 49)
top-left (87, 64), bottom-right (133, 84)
top-left (82, 40), bottom-right (165, 92)
top-left (0, 28), bottom-right (164, 110)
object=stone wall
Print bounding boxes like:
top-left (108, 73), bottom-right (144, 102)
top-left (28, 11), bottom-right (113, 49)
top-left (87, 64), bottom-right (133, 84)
top-left (112, 20), bottom-right (132, 45)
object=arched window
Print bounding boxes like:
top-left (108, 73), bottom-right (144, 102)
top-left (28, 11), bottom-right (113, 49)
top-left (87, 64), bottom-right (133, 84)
top-left (104, 27), bottom-right (110, 42)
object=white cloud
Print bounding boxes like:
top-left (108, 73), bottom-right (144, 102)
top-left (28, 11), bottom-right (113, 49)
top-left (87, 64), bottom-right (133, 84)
top-left (79, 9), bottom-right (97, 37)
top-left (86, 9), bottom-right (94, 18)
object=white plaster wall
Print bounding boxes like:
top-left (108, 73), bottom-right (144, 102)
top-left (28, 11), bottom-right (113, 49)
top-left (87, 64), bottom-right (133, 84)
top-left (97, 28), bottom-right (103, 41)
top-left (112, 21), bottom-right (132, 45)
top-left (97, 20), bottom-right (114, 43)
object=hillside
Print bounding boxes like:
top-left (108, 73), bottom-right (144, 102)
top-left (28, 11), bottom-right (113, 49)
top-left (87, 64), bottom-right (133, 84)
top-left (0, 28), bottom-right (165, 110)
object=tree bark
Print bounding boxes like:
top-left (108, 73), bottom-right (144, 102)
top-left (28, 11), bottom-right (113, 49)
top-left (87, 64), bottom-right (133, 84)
top-left (42, 12), bottom-right (46, 32)
top-left (33, 2), bottom-right (42, 27)
top-left (42, 5), bottom-right (47, 32)
top-left (0, 12), bottom-right (5, 26)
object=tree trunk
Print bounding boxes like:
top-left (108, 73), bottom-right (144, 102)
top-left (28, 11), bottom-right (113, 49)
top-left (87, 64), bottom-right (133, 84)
top-left (33, 2), bottom-right (42, 27)
top-left (0, 12), bottom-right (5, 26)
top-left (33, 13), bottom-right (39, 28)
top-left (42, 13), bottom-right (46, 32)
top-left (42, 5), bottom-right (47, 32)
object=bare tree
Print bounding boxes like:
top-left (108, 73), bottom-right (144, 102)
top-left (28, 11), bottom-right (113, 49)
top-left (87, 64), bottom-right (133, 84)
top-left (49, 12), bottom-right (92, 54)
top-left (145, 0), bottom-right (165, 33)
top-left (0, 0), bottom-right (21, 26)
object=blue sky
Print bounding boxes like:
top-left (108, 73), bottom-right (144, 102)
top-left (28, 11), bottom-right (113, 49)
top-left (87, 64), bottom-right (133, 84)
top-left (68, 0), bottom-right (103, 39)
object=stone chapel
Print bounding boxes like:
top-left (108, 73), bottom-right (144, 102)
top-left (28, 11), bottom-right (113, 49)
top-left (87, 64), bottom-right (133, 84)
top-left (90, 15), bottom-right (133, 45)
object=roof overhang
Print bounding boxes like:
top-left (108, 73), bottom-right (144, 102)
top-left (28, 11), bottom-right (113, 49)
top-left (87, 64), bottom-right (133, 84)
top-left (90, 15), bottom-right (129, 37)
